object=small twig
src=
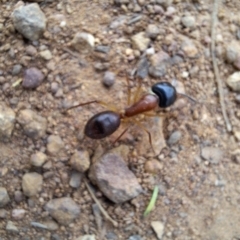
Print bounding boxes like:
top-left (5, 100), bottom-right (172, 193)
top-left (83, 178), bottom-right (118, 227)
top-left (12, 78), bottom-right (22, 88)
top-left (211, 0), bottom-right (232, 132)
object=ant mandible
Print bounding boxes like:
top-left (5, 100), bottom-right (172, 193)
top-left (66, 76), bottom-right (178, 149)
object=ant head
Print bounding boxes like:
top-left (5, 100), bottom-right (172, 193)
top-left (151, 82), bottom-right (177, 108)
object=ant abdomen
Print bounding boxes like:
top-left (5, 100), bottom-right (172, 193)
top-left (151, 82), bottom-right (177, 108)
top-left (84, 111), bottom-right (121, 139)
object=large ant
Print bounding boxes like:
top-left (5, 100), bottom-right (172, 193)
top-left (66, 77), bottom-right (181, 151)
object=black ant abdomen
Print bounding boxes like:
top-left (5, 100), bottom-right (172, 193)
top-left (151, 82), bottom-right (177, 108)
top-left (84, 111), bottom-right (121, 139)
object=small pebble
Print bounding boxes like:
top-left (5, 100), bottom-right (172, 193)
top-left (6, 221), bottom-right (19, 233)
top-left (0, 187), bottom-right (10, 207)
top-left (47, 135), bottom-right (64, 156)
top-left (39, 50), bottom-right (52, 60)
top-left (131, 32), bottom-right (150, 51)
top-left (22, 172), bottom-right (43, 197)
top-left (22, 67), bottom-right (44, 89)
top-left (71, 32), bottom-right (95, 54)
top-left (102, 71), bottom-right (115, 87)
top-left (70, 150), bottom-right (90, 173)
top-left (30, 152), bottom-right (47, 167)
top-left (12, 64), bottom-right (22, 76)
top-left (167, 131), bottom-right (182, 145)
top-left (151, 221), bottom-right (165, 240)
top-left (181, 15), bottom-right (196, 28)
top-left (227, 72), bottom-right (240, 92)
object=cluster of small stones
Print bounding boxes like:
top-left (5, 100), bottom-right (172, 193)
top-left (0, 0), bottom-right (239, 239)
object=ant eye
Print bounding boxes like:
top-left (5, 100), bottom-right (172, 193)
top-left (151, 82), bottom-right (177, 108)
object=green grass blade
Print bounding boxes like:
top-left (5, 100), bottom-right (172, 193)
top-left (143, 185), bottom-right (159, 217)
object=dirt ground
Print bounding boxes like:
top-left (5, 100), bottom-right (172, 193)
top-left (0, 0), bottom-right (240, 239)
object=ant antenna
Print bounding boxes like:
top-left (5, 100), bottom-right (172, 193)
top-left (177, 93), bottom-right (197, 103)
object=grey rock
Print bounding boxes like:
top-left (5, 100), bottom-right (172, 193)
top-left (225, 40), bottom-right (240, 63)
top-left (167, 131), bottom-right (182, 145)
top-left (30, 151), bottom-right (47, 167)
top-left (0, 103), bottom-right (16, 141)
top-left (156, 0), bottom-right (173, 8)
top-left (102, 71), bottom-right (115, 87)
top-left (131, 32), bottom-right (150, 52)
top-left (69, 171), bottom-right (83, 188)
top-left (151, 221), bottom-right (164, 239)
top-left (128, 235), bottom-right (143, 240)
top-left (22, 172), bottom-right (43, 197)
top-left (47, 135), bottom-right (64, 156)
top-left (201, 147), bottom-right (224, 164)
top-left (94, 62), bottom-right (110, 71)
top-left (14, 191), bottom-right (24, 203)
top-left (105, 232), bottom-right (118, 240)
top-left (149, 65), bottom-right (166, 78)
top-left (227, 72), bottom-right (240, 92)
top-left (17, 109), bottom-right (47, 139)
top-left (44, 197), bottom-right (80, 225)
top-left (136, 57), bottom-right (150, 79)
top-left (12, 3), bottom-right (47, 41)
top-left (146, 24), bottom-right (160, 39)
top-left (22, 67), bottom-right (44, 89)
top-left (0, 209), bottom-right (7, 218)
top-left (89, 153), bottom-right (142, 203)
top-left (0, 187), bottom-right (10, 207)
top-left (12, 64), bottom-right (22, 75)
top-left (95, 45), bottom-right (110, 54)
top-left (71, 32), bottom-right (95, 54)
top-left (148, 51), bottom-right (170, 78)
top-left (6, 221), bottom-right (19, 233)
top-left (70, 150), bottom-right (90, 173)
top-left (181, 15), bottom-right (196, 28)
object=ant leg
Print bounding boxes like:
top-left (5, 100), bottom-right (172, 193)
top-left (133, 77), bottom-right (143, 103)
top-left (65, 100), bottom-right (118, 112)
top-left (131, 119), bottom-right (155, 155)
top-left (126, 75), bottom-right (132, 106)
top-left (111, 127), bottom-right (130, 146)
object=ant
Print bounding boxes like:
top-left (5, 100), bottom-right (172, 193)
top-left (66, 75), bottom-right (187, 152)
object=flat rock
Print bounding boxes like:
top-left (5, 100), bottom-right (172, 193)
top-left (44, 197), bottom-right (80, 225)
top-left (6, 221), bottom-right (19, 233)
top-left (151, 221), bottom-right (165, 239)
top-left (89, 153), bottom-right (142, 203)
top-left (201, 147), bottom-right (224, 164)
top-left (0, 187), bottom-right (10, 207)
top-left (0, 103), bottom-right (16, 141)
top-left (22, 172), bottom-right (43, 197)
top-left (12, 3), bottom-right (47, 41)
top-left (17, 109), bottom-right (47, 140)
top-left (227, 72), bottom-right (240, 92)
